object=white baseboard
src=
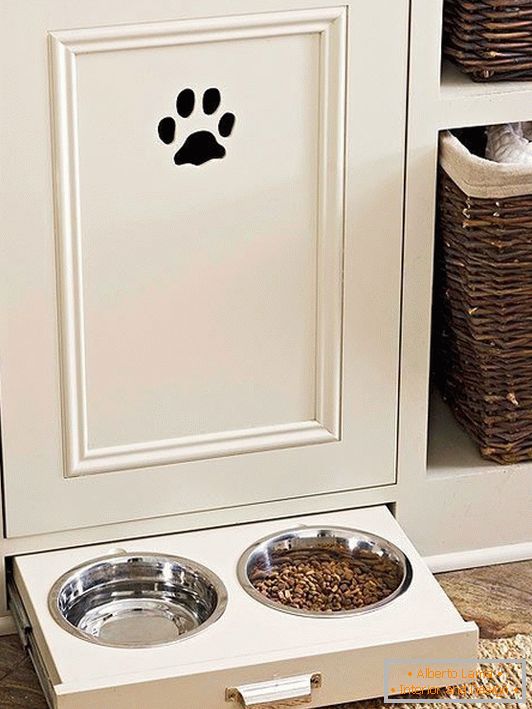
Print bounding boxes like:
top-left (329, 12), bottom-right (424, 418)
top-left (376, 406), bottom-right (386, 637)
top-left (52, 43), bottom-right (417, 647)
top-left (0, 612), bottom-right (16, 636)
top-left (425, 541), bottom-right (532, 574)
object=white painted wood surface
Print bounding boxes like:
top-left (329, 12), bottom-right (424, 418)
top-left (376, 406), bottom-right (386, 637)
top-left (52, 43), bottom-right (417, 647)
top-left (440, 61), bottom-right (532, 128)
top-left (0, 0), bottom-right (409, 538)
top-left (13, 506), bottom-right (477, 708)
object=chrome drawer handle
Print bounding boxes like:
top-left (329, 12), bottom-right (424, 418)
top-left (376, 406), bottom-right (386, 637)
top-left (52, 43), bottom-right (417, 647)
top-left (226, 673), bottom-right (322, 708)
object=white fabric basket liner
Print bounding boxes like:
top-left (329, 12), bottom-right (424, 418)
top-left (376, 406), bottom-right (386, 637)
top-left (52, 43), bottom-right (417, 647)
top-left (439, 130), bottom-right (532, 199)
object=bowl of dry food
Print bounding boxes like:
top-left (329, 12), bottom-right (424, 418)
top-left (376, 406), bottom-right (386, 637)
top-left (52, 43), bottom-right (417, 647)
top-left (237, 526), bottom-right (412, 617)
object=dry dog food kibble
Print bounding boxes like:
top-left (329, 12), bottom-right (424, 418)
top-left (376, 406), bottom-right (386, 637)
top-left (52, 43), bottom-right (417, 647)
top-left (249, 549), bottom-right (403, 613)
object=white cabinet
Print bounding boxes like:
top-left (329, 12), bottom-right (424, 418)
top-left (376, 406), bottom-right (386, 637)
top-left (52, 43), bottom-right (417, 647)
top-left (0, 4), bottom-right (485, 706)
top-left (0, 0), bottom-right (408, 537)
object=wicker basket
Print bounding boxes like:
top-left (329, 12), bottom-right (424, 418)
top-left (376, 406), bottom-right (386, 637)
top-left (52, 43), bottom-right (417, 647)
top-left (434, 131), bottom-right (532, 464)
top-left (443, 0), bottom-right (532, 82)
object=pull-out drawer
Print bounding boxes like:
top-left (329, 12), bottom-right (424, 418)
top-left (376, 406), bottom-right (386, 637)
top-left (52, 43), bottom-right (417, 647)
top-left (10, 506), bottom-right (477, 708)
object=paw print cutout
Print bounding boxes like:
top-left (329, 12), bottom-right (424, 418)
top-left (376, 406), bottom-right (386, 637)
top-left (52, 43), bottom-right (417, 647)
top-left (158, 88), bottom-right (236, 166)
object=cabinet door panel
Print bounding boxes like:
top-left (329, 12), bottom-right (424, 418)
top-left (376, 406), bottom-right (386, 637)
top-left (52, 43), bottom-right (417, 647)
top-left (52, 17), bottom-right (340, 473)
top-left (0, 0), bottom-right (408, 536)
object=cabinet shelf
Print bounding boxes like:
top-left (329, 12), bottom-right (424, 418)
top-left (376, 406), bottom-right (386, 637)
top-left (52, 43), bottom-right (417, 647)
top-left (438, 61), bottom-right (532, 130)
top-left (427, 390), bottom-right (531, 478)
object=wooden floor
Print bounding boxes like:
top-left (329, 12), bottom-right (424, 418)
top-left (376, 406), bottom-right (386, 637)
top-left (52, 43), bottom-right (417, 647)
top-left (0, 560), bottom-right (530, 708)
top-left (437, 559), bottom-right (532, 639)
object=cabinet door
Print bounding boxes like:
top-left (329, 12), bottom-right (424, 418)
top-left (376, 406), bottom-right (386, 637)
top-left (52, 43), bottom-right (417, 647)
top-left (0, 0), bottom-right (408, 536)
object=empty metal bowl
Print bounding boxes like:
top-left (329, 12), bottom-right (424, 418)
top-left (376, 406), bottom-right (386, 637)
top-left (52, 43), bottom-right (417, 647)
top-left (48, 553), bottom-right (227, 648)
top-left (237, 526), bottom-right (412, 617)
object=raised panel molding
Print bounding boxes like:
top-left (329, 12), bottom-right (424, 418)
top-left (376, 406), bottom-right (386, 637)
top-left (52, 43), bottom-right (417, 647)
top-left (48, 7), bottom-right (347, 477)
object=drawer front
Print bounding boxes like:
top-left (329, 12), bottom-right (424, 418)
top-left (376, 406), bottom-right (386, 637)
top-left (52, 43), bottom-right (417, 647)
top-left (0, 0), bottom-right (408, 537)
top-left (12, 506), bottom-right (478, 708)
top-left (53, 636), bottom-right (476, 709)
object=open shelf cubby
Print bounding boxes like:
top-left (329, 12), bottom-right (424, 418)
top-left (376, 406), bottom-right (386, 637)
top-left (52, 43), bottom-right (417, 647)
top-left (427, 390), bottom-right (531, 478)
top-left (399, 0), bottom-right (532, 559)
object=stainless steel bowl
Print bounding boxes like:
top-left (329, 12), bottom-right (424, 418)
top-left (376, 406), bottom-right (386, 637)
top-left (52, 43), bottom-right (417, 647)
top-left (237, 526), bottom-right (412, 618)
top-left (48, 553), bottom-right (227, 648)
